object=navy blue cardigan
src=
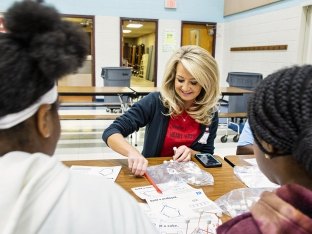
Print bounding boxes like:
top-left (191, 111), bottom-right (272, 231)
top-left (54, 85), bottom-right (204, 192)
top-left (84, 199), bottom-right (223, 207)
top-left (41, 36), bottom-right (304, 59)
top-left (102, 92), bottom-right (218, 157)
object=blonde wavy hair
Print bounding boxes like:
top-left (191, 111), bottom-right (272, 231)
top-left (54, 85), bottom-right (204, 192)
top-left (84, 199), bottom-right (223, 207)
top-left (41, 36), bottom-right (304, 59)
top-left (160, 45), bottom-right (220, 125)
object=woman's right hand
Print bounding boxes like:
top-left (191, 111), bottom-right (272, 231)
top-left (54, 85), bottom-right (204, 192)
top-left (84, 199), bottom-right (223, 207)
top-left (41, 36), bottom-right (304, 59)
top-left (106, 133), bottom-right (148, 176)
top-left (128, 152), bottom-right (148, 176)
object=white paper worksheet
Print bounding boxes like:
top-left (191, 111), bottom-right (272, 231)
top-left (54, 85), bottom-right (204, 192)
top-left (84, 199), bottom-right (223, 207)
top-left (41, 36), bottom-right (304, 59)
top-left (131, 181), bottom-right (195, 200)
top-left (144, 189), bottom-right (222, 234)
top-left (70, 165), bottom-right (121, 182)
top-left (234, 162), bottom-right (279, 188)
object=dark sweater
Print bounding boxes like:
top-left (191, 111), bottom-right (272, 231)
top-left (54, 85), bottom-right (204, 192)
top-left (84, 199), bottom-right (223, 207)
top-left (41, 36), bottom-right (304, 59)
top-left (217, 184), bottom-right (312, 234)
top-left (102, 92), bottom-right (218, 157)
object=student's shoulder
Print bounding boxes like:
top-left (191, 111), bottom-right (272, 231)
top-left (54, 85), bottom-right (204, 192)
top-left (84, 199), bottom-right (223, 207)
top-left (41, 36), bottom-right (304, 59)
top-left (69, 172), bottom-right (128, 196)
top-left (65, 173), bottom-right (158, 233)
top-left (67, 173), bottom-right (141, 210)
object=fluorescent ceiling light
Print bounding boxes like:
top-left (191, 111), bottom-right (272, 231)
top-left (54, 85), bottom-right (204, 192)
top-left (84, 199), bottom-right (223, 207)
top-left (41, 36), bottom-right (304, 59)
top-left (126, 23), bottom-right (143, 28)
top-left (123, 29), bottom-right (132, 33)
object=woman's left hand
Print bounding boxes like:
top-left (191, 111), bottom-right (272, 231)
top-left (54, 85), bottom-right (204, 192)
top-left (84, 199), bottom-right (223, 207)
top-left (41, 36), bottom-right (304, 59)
top-left (173, 145), bottom-right (192, 162)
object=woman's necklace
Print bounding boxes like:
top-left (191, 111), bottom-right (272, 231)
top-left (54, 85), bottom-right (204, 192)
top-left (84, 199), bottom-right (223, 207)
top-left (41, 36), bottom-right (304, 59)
top-left (180, 112), bottom-right (189, 122)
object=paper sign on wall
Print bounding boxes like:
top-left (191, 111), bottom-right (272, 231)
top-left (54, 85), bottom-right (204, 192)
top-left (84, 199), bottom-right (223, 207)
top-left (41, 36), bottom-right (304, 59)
top-left (163, 30), bottom-right (177, 52)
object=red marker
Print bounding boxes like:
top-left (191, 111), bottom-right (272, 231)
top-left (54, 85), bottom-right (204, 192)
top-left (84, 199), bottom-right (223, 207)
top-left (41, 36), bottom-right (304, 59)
top-left (144, 172), bottom-right (163, 194)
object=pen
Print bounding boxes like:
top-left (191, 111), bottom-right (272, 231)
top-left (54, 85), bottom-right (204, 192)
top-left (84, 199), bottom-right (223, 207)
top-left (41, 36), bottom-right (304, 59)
top-left (144, 172), bottom-right (163, 194)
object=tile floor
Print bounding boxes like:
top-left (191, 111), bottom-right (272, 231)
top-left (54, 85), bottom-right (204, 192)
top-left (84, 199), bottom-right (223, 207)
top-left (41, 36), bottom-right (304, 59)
top-left (55, 117), bottom-right (239, 162)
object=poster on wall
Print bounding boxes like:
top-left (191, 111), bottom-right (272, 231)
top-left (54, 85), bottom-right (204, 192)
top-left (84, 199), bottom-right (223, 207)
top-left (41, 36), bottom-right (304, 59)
top-left (162, 30), bottom-right (177, 52)
top-left (0, 17), bottom-right (6, 33)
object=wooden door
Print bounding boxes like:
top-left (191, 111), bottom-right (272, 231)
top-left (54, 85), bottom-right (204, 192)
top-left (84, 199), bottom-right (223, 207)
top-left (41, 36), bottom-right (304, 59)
top-left (181, 22), bottom-right (216, 57)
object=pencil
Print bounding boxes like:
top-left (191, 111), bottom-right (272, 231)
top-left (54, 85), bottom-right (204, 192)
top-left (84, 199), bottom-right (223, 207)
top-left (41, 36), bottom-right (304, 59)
top-left (144, 172), bottom-right (163, 194)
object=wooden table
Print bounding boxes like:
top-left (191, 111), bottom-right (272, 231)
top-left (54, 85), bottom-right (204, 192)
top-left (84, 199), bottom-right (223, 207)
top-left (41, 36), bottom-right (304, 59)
top-left (57, 85), bottom-right (253, 117)
top-left (130, 86), bottom-right (160, 96)
top-left (58, 86), bottom-right (251, 98)
top-left (220, 86), bottom-right (253, 96)
top-left (63, 156), bottom-right (245, 222)
top-left (57, 86), bottom-right (134, 96)
top-left (129, 86), bottom-right (252, 96)
top-left (57, 86), bottom-right (134, 111)
top-left (58, 86), bottom-right (252, 96)
top-left (224, 155), bottom-right (255, 167)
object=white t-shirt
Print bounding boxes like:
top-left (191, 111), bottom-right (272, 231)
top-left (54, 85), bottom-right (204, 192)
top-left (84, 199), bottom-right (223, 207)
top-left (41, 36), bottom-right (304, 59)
top-left (0, 152), bottom-right (158, 234)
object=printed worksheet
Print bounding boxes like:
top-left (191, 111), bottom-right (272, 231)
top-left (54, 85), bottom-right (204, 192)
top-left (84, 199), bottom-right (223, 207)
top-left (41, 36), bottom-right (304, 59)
top-left (131, 181), bottom-right (195, 200)
top-left (243, 158), bottom-right (258, 166)
top-left (143, 189), bottom-right (222, 234)
top-left (70, 165), bottom-right (121, 182)
top-left (146, 189), bottom-right (222, 217)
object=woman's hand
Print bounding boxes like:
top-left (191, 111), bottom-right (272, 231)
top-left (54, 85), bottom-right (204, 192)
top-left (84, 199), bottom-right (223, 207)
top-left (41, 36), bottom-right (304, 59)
top-left (173, 145), bottom-right (193, 162)
top-left (107, 133), bottom-right (148, 176)
top-left (128, 152), bottom-right (148, 176)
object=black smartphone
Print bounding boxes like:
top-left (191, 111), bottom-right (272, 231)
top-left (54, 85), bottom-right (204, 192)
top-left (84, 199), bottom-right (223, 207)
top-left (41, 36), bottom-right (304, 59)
top-left (195, 153), bottom-right (222, 168)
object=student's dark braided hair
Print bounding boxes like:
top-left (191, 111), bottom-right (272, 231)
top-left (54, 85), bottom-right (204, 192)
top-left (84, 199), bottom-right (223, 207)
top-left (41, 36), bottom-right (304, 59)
top-left (248, 65), bottom-right (312, 174)
top-left (0, 0), bottom-right (88, 117)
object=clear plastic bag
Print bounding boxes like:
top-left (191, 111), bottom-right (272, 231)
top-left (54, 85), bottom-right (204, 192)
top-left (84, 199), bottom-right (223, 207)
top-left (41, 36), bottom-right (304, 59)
top-left (233, 165), bottom-right (279, 188)
top-left (214, 187), bottom-right (276, 217)
top-left (146, 160), bottom-right (214, 186)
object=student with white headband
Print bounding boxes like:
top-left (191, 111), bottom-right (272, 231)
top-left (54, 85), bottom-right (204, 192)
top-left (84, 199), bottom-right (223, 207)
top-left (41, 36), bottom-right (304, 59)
top-left (0, 1), bottom-right (157, 234)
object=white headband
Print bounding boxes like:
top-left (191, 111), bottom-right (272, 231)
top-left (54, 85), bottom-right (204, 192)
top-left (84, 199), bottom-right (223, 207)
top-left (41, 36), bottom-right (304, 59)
top-left (0, 84), bottom-right (58, 129)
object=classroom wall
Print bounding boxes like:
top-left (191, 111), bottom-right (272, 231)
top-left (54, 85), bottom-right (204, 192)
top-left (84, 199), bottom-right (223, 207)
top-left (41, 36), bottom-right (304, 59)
top-left (157, 19), bottom-right (182, 87)
top-left (0, 0), bottom-right (223, 87)
top-left (1, 0), bottom-right (311, 87)
top-left (94, 16), bottom-right (120, 86)
top-left (214, 23), bottom-right (226, 86)
top-left (219, 0), bottom-right (312, 86)
top-left (221, 6), bottom-right (302, 82)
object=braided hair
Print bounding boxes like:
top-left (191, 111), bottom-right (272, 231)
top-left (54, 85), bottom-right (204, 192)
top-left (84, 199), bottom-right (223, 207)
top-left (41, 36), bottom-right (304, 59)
top-left (248, 65), bottom-right (312, 174)
top-left (0, 0), bottom-right (88, 117)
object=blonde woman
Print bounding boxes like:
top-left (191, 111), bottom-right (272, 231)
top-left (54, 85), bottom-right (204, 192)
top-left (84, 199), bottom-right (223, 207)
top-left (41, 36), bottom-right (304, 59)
top-left (103, 45), bottom-right (220, 176)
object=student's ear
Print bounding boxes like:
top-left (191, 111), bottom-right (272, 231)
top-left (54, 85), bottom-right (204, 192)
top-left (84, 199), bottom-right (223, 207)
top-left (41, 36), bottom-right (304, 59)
top-left (261, 140), bottom-right (276, 155)
top-left (36, 104), bottom-right (53, 138)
